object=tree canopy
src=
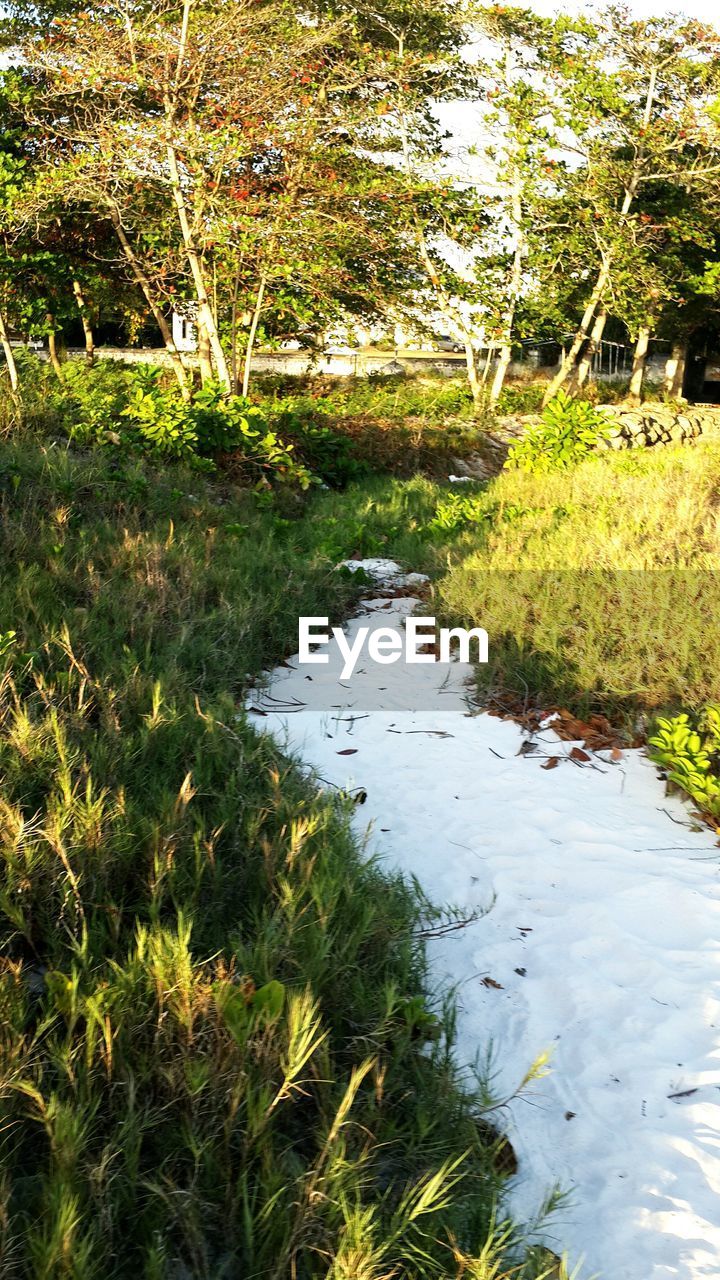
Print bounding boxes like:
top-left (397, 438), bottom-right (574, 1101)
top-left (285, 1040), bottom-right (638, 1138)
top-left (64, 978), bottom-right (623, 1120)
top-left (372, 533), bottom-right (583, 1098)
top-left (1, 1), bottom-right (720, 406)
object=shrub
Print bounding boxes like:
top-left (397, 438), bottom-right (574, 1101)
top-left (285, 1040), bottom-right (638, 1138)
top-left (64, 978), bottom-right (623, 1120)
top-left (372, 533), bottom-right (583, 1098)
top-left (649, 705), bottom-right (720, 819)
top-left (39, 358), bottom-right (132, 439)
top-left (120, 366), bottom-right (202, 457)
top-left (505, 391), bottom-right (613, 473)
top-left (267, 401), bottom-right (369, 486)
top-left (17, 363), bottom-right (314, 487)
top-left (429, 489), bottom-right (490, 533)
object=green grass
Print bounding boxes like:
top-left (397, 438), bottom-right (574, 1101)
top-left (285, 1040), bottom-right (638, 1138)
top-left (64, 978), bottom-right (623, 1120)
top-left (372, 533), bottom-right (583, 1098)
top-left (422, 444), bottom-right (720, 728)
top-left (284, 439), bottom-right (720, 729)
top-left (8, 356), bottom-right (491, 485)
top-left (252, 371), bottom-right (478, 423)
top-left (0, 426), bottom-right (562, 1279)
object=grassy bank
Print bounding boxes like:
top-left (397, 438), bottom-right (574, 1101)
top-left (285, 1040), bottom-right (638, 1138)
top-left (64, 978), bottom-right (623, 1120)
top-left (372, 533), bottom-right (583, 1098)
top-left (0, 427), bottom-right (561, 1279)
top-left (303, 440), bottom-right (720, 730)
top-left (429, 443), bottom-right (720, 728)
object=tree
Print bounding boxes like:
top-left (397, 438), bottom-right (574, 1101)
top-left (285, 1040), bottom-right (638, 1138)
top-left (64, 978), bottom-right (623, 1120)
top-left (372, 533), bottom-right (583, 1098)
top-left (464, 5), bottom-right (580, 407)
top-left (537, 6), bottom-right (720, 404)
top-left (17, 0), bottom-right (462, 398)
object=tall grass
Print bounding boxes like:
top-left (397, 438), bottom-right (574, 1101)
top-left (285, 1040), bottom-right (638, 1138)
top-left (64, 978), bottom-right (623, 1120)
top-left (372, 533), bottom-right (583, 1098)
top-left (0, 430), bottom-right (555, 1277)
top-left (425, 444), bottom-right (720, 725)
top-left (280, 441), bottom-right (720, 726)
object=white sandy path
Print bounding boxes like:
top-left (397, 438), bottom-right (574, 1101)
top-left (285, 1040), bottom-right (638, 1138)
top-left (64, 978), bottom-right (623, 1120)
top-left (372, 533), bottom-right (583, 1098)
top-left (248, 561), bottom-right (720, 1280)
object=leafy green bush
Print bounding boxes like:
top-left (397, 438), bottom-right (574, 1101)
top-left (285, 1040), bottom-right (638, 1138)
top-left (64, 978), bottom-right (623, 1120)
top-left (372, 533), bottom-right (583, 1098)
top-left (649, 706), bottom-right (720, 819)
top-left (268, 401), bottom-right (370, 486)
top-left (429, 489), bottom-right (490, 532)
top-left (25, 363), bottom-right (313, 486)
top-left (505, 391), bottom-right (613, 473)
top-left (120, 366), bottom-right (201, 458)
top-left (50, 358), bottom-right (135, 435)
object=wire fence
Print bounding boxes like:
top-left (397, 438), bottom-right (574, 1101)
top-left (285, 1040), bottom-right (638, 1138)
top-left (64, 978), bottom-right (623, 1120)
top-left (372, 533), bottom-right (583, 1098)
top-left (515, 335), bottom-right (633, 377)
top-left (591, 340), bottom-right (631, 376)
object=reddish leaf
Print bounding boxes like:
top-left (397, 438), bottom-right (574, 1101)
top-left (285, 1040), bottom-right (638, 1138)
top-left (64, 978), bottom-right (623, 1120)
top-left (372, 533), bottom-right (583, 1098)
top-left (569, 746), bottom-right (591, 762)
top-left (336, 748), bottom-right (358, 755)
top-left (542, 756), bottom-right (560, 769)
top-left (481, 976), bottom-right (504, 989)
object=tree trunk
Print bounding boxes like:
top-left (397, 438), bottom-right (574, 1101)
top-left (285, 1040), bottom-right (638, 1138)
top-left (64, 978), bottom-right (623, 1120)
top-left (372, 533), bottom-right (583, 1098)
top-left (664, 340), bottom-right (687, 398)
top-left (480, 343), bottom-right (495, 386)
top-left (542, 65), bottom-right (658, 407)
top-left (489, 161), bottom-right (524, 409)
top-left (230, 267), bottom-right (242, 394)
top-left (164, 130), bottom-right (231, 393)
top-left (0, 311), bottom-right (20, 400)
top-left (46, 318), bottom-right (64, 381)
top-left (571, 305), bottom-right (608, 391)
top-left (396, 43), bottom-right (484, 414)
top-left (196, 317), bottom-right (214, 385)
top-left (489, 343), bottom-right (512, 407)
top-left (462, 340), bottom-right (484, 413)
top-left (72, 279), bottom-right (95, 365)
top-left (108, 204), bottom-right (190, 400)
top-left (542, 264), bottom-right (612, 405)
top-left (628, 323), bottom-right (652, 404)
top-left (242, 274), bottom-right (267, 398)
top-left (162, 0), bottom-right (229, 389)
top-left (671, 344), bottom-right (688, 399)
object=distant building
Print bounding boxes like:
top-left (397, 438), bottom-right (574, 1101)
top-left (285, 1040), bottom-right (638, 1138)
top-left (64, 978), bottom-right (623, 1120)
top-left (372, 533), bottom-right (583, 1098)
top-left (172, 304), bottom-right (198, 353)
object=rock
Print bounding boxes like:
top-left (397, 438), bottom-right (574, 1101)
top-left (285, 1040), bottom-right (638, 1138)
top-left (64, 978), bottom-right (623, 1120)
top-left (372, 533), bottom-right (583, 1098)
top-left (450, 453), bottom-right (494, 481)
top-left (620, 413), bottom-right (646, 434)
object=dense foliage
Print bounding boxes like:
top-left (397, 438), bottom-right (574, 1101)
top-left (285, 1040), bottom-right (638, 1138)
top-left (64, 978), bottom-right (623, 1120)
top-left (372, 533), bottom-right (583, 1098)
top-left (2, 4), bottom-right (720, 409)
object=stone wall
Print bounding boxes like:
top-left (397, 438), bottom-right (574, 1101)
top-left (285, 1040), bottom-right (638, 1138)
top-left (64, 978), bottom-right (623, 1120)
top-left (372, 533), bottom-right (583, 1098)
top-left (450, 401), bottom-right (720, 481)
top-left (595, 403), bottom-right (720, 449)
